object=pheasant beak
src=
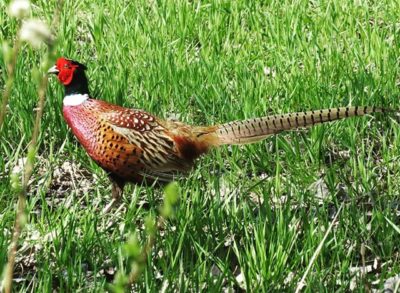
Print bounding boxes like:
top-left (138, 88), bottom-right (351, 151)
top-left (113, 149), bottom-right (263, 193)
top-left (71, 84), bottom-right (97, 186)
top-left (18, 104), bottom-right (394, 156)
top-left (47, 65), bottom-right (59, 75)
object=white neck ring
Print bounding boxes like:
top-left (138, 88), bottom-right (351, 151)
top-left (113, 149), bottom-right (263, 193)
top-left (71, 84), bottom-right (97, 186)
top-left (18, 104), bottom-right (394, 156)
top-left (63, 94), bottom-right (89, 106)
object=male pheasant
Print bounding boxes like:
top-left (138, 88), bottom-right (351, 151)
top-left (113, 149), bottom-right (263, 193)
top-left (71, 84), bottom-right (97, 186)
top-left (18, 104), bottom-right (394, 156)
top-left (49, 57), bottom-right (389, 200)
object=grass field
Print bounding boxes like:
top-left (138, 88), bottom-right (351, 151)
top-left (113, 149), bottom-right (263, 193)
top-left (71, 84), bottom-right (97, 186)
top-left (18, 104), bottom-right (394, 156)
top-left (1, 0), bottom-right (400, 291)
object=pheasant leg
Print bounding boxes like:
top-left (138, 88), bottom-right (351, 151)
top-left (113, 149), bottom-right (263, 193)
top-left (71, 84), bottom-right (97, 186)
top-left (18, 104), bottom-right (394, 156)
top-left (102, 175), bottom-right (125, 213)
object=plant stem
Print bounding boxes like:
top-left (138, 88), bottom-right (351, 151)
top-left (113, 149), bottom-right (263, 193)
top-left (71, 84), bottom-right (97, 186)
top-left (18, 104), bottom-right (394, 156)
top-left (3, 0), bottom-right (64, 290)
top-left (0, 39), bottom-right (21, 131)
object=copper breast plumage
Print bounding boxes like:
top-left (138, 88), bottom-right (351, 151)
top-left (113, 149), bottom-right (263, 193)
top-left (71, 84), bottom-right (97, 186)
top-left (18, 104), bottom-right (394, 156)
top-left (62, 99), bottom-right (192, 183)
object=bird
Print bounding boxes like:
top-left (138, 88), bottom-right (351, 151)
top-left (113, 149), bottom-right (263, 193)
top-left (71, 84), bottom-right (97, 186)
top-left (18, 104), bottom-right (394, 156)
top-left (48, 57), bottom-right (390, 201)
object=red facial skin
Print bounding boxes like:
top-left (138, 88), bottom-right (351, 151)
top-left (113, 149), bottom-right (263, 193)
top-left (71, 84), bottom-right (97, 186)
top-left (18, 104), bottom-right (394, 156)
top-left (56, 58), bottom-right (79, 86)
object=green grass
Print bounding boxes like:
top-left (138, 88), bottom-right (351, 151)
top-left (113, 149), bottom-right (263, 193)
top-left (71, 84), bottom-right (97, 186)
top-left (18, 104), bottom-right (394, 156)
top-left (1, 0), bottom-right (400, 291)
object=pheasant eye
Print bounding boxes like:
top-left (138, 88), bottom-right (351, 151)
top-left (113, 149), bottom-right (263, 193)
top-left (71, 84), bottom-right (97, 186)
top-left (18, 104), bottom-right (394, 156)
top-left (63, 64), bottom-right (69, 68)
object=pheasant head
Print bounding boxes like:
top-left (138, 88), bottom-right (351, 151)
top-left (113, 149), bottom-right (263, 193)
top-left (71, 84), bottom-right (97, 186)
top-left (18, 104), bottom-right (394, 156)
top-left (48, 57), bottom-right (90, 102)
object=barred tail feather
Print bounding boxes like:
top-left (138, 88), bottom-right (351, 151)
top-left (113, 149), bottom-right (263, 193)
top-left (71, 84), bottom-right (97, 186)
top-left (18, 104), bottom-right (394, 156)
top-left (210, 106), bottom-right (386, 146)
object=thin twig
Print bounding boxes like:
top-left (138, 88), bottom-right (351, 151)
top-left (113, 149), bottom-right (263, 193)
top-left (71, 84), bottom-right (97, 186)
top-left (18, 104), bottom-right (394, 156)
top-left (3, 58), bottom-right (53, 293)
top-left (3, 1), bottom-right (64, 292)
top-left (126, 217), bottom-right (164, 285)
top-left (0, 38), bottom-right (21, 131)
top-left (295, 203), bottom-right (344, 293)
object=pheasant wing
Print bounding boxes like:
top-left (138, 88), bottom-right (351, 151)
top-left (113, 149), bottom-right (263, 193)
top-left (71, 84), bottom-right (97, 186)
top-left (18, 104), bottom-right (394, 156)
top-left (100, 109), bottom-right (191, 181)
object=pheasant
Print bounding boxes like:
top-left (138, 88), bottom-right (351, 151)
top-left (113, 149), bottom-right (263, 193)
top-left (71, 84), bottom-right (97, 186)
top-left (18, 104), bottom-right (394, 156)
top-left (48, 57), bottom-right (389, 200)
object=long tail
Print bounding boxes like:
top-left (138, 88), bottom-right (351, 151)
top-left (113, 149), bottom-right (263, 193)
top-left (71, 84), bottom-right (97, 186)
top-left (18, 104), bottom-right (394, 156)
top-left (201, 106), bottom-right (388, 146)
